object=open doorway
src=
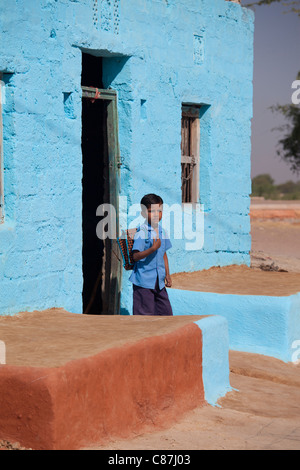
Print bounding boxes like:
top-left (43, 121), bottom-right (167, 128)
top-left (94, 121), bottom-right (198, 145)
top-left (82, 97), bottom-right (108, 314)
top-left (81, 52), bottom-right (122, 315)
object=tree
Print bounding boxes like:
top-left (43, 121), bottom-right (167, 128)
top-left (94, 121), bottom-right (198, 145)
top-left (270, 72), bottom-right (300, 175)
top-left (251, 174), bottom-right (300, 199)
top-left (251, 174), bottom-right (279, 198)
top-left (271, 103), bottom-right (300, 175)
top-left (277, 180), bottom-right (300, 199)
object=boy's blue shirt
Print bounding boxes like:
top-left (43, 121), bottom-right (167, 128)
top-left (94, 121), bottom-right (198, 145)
top-left (129, 222), bottom-right (172, 290)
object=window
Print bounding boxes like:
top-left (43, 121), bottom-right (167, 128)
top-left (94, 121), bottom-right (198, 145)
top-left (181, 105), bottom-right (200, 204)
top-left (0, 74), bottom-right (4, 221)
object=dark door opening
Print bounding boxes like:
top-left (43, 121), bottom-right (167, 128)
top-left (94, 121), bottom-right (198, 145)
top-left (81, 52), bottom-right (122, 315)
top-left (82, 97), bottom-right (109, 314)
top-left (81, 53), bottom-right (104, 89)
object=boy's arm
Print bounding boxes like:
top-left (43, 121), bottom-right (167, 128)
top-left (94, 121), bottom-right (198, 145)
top-left (132, 238), bottom-right (161, 262)
top-left (164, 252), bottom-right (172, 287)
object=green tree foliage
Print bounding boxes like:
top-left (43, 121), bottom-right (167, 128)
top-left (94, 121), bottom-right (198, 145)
top-left (277, 180), bottom-right (300, 199)
top-left (271, 99), bottom-right (300, 175)
top-left (251, 174), bottom-right (300, 199)
top-left (251, 174), bottom-right (279, 198)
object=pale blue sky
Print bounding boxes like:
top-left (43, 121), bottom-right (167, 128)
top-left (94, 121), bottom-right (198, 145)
top-left (241, 0), bottom-right (300, 184)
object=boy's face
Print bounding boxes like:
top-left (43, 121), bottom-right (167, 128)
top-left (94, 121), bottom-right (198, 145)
top-left (143, 204), bottom-right (163, 227)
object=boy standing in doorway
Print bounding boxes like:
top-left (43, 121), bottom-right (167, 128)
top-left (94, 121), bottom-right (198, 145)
top-left (129, 194), bottom-right (173, 316)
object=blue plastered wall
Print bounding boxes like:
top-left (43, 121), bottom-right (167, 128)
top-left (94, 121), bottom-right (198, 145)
top-left (0, 0), bottom-right (254, 315)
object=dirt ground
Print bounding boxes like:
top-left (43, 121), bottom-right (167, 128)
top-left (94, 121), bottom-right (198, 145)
top-left (250, 218), bottom-right (300, 274)
top-left (1, 204), bottom-right (300, 450)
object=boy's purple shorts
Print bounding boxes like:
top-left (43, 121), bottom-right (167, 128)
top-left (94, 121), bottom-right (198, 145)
top-left (133, 278), bottom-right (173, 316)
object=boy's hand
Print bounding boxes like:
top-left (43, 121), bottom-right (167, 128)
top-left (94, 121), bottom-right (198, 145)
top-left (151, 237), bottom-right (161, 252)
top-left (132, 237), bottom-right (161, 262)
top-left (165, 275), bottom-right (172, 288)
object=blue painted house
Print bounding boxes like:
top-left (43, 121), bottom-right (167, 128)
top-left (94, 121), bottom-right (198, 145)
top-left (0, 0), bottom-right (254, 316)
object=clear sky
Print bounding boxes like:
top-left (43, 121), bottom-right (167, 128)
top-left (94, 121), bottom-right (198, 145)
top-left (240, 0), bottom-right (300, 184)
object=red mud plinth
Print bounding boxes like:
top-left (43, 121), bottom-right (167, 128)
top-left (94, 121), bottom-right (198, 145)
top-left (0, 312), bottom-right (206, 450)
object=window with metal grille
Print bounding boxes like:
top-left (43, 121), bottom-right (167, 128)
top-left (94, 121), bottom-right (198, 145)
top-left (0, 74), bottom-right (4, 222)
top-left (181, 105), bottom-right (200, 203)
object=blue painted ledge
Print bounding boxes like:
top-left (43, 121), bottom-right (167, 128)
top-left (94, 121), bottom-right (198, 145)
top-left (169, 289), bottom-right (300, 363)
top-left (194, 315), bottom-right (231, 406)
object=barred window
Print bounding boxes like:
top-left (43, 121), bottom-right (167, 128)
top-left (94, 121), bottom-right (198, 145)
top-left (181, 105), bottom-right (200, 204)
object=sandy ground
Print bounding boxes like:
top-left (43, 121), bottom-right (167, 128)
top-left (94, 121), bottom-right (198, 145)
top-left (1, 203), bottom-right (300, 450)
top-left (250, 219), bottom-right (300, 274)
top-left (250, 199), bottom-right (300, 274)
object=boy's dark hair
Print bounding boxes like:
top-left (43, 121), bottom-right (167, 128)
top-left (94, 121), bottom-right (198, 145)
top-left (140, 194), bottom-right (163, 209)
